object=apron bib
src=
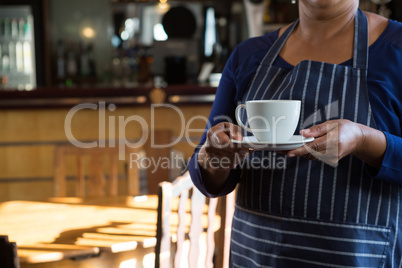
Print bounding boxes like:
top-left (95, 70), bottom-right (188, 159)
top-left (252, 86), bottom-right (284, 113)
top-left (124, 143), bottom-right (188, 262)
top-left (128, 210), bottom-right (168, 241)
top-left (232, 9), bottom-right (401, 267)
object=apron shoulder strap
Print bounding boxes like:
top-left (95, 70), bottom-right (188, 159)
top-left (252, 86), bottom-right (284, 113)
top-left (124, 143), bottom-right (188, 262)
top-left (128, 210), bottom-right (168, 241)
top-left (260, 19), bottom-right (299, 67)
top-left (353, 9), bottom-right (369, 70)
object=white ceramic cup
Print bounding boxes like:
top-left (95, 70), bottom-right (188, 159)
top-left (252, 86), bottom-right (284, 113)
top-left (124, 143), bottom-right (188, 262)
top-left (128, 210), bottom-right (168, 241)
top-left (235, 100), bottom-right (301, 143)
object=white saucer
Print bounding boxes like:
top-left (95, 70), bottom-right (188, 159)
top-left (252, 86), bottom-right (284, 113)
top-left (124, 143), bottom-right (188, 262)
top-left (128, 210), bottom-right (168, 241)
top-left (231, 135), bottom-right (314, 151)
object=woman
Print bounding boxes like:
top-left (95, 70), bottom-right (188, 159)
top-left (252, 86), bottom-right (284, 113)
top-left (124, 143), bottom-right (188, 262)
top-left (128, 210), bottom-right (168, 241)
top-left (188, 0), bottom-right (402, 266)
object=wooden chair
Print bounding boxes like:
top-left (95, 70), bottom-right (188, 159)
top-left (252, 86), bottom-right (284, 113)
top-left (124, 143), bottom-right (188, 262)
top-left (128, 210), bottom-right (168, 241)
top-left (53, 145), bottom-right (139, 197)
top-left (155, 171), bottom-right (235, 268)
top-left (53, 129), bottom-right (176, 197)
top-left (0, 236), bottom-right (19, 268)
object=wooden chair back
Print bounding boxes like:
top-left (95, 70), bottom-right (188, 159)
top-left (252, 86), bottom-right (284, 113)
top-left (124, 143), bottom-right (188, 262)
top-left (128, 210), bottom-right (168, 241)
top-left (155, 171), bottom-right (235, 268)
top-left (53, 145), bottom-right (139, 197)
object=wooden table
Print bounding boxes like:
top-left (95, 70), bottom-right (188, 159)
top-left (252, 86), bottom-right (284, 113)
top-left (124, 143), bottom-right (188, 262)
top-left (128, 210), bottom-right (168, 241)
top-left (0, 195), bottom-right (160, 266)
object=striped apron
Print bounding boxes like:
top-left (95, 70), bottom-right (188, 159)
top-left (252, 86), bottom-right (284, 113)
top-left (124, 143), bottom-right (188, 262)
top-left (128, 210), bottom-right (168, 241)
top-left (232, 9), bottom-right (402, 267)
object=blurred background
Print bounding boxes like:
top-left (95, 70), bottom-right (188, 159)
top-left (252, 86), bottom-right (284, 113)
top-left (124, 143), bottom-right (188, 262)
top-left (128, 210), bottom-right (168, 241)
top-left (0, 1), bottom-right (401, 268)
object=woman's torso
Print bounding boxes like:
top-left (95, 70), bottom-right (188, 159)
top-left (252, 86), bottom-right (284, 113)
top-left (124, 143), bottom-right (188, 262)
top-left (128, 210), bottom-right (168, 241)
top-left (229, 11), bottom-right (402, 267)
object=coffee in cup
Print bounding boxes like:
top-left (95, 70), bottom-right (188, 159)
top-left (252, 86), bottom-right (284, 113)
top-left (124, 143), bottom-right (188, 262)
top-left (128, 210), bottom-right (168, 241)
top-left (235, 100), bottom-right (301, 143)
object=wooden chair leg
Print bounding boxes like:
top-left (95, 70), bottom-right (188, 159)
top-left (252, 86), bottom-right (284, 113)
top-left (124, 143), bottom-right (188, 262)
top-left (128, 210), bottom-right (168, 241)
top-left (54, 146), bottom-right (66, 197)
top-left (76, 154), bottom-right (85, 197)
top-left (89, 155), bottom-right (106, 197)
top-left (109, 152), bottom-right (118, 196)
top-left (126, 147), bottom-right (140, 196)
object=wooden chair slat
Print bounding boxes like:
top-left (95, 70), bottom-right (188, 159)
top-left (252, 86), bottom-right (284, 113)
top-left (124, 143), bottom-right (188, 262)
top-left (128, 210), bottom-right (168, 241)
top-left (155, 172), bottom-right (233, 268)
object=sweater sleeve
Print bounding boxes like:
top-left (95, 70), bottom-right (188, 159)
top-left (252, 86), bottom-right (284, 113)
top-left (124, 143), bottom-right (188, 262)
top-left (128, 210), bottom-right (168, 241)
top-left (366, 20), bottom-right (402, 186)
top-left (188, 46), bottom-right (242, 197)
top-left (369, 132), bottom-right (402, 186)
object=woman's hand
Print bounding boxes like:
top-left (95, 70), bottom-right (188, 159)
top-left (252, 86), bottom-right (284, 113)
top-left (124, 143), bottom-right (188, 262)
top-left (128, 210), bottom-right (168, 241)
top-left (286, 119), bottom-right (387, 168)
top-left (199, 122), bottom-right (251, 171)
top-left (198, 122), bottom-right (251, 193)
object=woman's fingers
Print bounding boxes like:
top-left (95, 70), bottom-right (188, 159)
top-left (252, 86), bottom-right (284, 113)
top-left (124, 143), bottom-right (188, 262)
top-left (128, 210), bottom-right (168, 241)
top-left (226, 122), bottom-right (244, 141)
top-left (208, 122), bottom-right (243, 148)
top-left (287, 136), bottom-right (325, 156)
top-left (287, 121), bottom-right (340, 165)
top-left (286, 120), bottom-right (365, 166)
top-left (300, 121), bottom-right (339, 137)
top-left (204, 122), bottom-right (251, 170)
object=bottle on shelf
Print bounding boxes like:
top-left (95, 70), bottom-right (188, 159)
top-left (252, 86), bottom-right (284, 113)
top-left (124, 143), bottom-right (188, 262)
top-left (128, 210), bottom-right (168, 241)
top-left (79, 41), bottom-right (90, 77)
top-left (8, 42), bottom-right (15, 71)
top-left (24, 16), bottom-right (32, 39)
top-left (3, 17), bottom-right (11, 38)
top-left (0, 43), bottom-right (2, 70)
top-left (23, 41), bottom-right (32, 73)
top-left (16, 41), bottom-right (23, 72)
top-left (137, 47), bottom-right (151, 85)
top-left (11, 19), bottom-right (18, 38)
top-left (0, 75), bottom-right (8, 89)
top-left (56, 40), bottom-right (65, 79)
top-left (87, 43), bottom-right (96, 77)
top-left (66, 40), bottom-right (78, 78)
top-left (18, 18), bottom-right (26, 38)
top-left (2, 43), bottom-right (10, 72)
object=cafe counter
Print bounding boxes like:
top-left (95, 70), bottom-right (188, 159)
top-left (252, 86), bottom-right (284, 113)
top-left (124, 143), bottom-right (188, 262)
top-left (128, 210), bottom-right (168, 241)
top-left (0, 85), bottom-right (217, 109)
top-left (0, 85), bottom-right (215, 202)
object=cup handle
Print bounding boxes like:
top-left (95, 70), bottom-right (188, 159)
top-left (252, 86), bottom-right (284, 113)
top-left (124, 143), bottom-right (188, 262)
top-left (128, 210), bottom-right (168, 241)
top-left (235, 104), bottom-right (253, 133)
